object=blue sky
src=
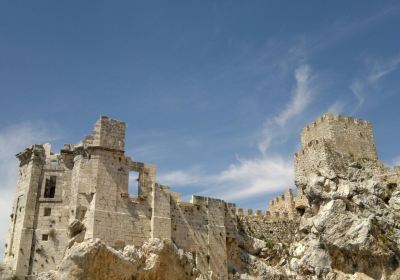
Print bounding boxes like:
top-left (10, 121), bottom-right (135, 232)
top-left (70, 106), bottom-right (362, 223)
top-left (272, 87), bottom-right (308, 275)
top-left (1, 1), bottom-right (400, 258)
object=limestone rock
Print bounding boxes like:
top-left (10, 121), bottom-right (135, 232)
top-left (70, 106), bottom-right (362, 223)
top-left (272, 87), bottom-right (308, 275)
top-left (239, 236), bottom-right (266, 255)
top-left (290, 161), bottom-right (400, 279)
top-left (37, 239), bottom-right (202, 280)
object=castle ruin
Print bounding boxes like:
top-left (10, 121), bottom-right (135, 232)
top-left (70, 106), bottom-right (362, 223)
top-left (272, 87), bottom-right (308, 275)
top-left (3, 113), bottom-right (397, 279)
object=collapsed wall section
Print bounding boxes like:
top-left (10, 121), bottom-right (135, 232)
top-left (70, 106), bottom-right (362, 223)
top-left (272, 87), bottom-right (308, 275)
top-left (90, 149), bottom-right (152, 248)
top-left (78, 117), bottom-right (153, 248)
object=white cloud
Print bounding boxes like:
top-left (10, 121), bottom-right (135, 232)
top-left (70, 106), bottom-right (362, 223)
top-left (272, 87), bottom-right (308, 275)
top-left (211, 156), bottom-right (293, 201)
top-left (275, 65), bottom-right (313, 127)
top-left (259, 64), bottom-right (315, 155)
top-left (158, 168), bottom-right (204, 187)
top-left (0, 122), bottom-right (53, 260)
top-left (158, 156), bottom-right (293, 202)
top-left (159, 64), bottom-right (316, 204)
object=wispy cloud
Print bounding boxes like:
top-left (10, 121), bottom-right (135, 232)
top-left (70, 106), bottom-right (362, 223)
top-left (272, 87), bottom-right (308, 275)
top-left (259, 64), bottom-right (315, 155)
top-left (158, 64), bottom-right (318, 204)
top-left (350, 80), bottom-right (365, 109)
top-left (275, 65), bottom-right (313, 127)
top-left (0, 122), bottom-right (54, 260)
top-left (350, 54), bottom-right (400, 111)
top-left (211, 156), bottom-right (293, 200)
top-left (368, 55), bottom-right (400, 84)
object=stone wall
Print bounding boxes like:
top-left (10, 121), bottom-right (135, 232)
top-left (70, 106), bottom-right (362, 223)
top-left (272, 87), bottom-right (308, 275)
top-left (4, 113), bottom-right (380, 279)
top-left (260, 187), bottom-right (309, 221)
top-left (171, 196), bottom-right (231, 279)
top-left (300, 113), bottom-right (377, 161)
top-left (2, 117), bottom-right (239, 279)
top-left (238, 216), bottom-right (299, 245)
top-left (295, 114), bottom-right (382, 183)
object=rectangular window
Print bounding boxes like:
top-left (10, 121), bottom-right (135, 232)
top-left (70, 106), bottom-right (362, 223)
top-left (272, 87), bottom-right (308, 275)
top-left (44, 176), bottom-right (57, 198)
top-left (128, 171), bottom-right (139, 196)
top-left (44, 208), bottom-right (51, 216)
top-left (42, 234), bottom-right (48, 241)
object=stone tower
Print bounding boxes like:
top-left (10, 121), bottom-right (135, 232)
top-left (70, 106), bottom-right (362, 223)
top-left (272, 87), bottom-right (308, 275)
top-left (3, 145), bottom-right (46, 276)
top-left (2, 117), bottom-right (161, 277)
top-left (294, 113), bottom-right (378, 183)
top-left (3, 116), bottom-right (232, 279)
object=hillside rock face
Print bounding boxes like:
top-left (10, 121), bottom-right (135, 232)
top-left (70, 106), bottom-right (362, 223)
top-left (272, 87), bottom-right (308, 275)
top-left (34, 237), bottom-right (286, 280)
top-left (288, 160), bottom-right (400, 279)
top-left (37, 239), bottom-right (202, 280)
top-left (285, 113), bottom-right (400, 279)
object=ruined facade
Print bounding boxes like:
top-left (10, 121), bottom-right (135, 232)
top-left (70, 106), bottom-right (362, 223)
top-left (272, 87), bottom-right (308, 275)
top-left (3, 113), bottom-right (399, 279)
top-left (3, 116), bottom-right (241, 278)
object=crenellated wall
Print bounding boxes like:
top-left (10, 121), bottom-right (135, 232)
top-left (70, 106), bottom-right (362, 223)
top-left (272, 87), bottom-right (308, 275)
top-left (300, 113), bottom-right (377, 161)
top-left (4, 113), bottom-right (382, 279)
top-left (295, 113), bottom-right (379, 182)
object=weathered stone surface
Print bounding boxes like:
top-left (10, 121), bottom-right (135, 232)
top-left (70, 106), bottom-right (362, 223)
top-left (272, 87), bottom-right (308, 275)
top-left (3, 113), bottom-right (400, 280)
top-left (288, 114), bottom-right (400, 279)
top-left (37, 239), bottom-right (202, 280)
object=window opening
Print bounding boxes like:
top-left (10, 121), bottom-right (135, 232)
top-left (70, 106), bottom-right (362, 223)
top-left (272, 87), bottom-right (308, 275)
top-left (44, 208), bottom-right (51, 216)
top-left (128, 171), bottom-right (139, 196)
top-left (44, 176), bottom-right (57, 198)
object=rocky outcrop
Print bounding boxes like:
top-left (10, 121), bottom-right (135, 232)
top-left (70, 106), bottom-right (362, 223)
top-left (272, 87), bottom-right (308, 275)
top-left (288, 159), bottom-right (400, 279)
top-left (37, 239), bottom-right (203, 280)
top-left (35, 236), bottom-right (285, 280)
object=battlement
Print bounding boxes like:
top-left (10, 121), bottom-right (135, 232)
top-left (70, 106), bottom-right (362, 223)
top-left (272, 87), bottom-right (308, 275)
top-left (234, 187), bottom-right (308, 221)
top-left (294, 113), bottom-right (380, 183)
top-left (301, 113), bottom-right (371, 145)
top-left (300, 113), bottom-right (377, 161)
top-left (264, 187), bottom-right (308, 221)
top-left (191, 195), bottom-right (226, 207)
top-left (235, 207), bottom-right (294, 221)
top-left (301, 113), bottom-right (371, 144)
top-left (235, 208), bottom-right (267, 217)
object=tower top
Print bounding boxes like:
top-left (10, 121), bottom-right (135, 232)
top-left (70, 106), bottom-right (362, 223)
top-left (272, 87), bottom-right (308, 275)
top-left (300, 113), bottom-right (377, 161)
